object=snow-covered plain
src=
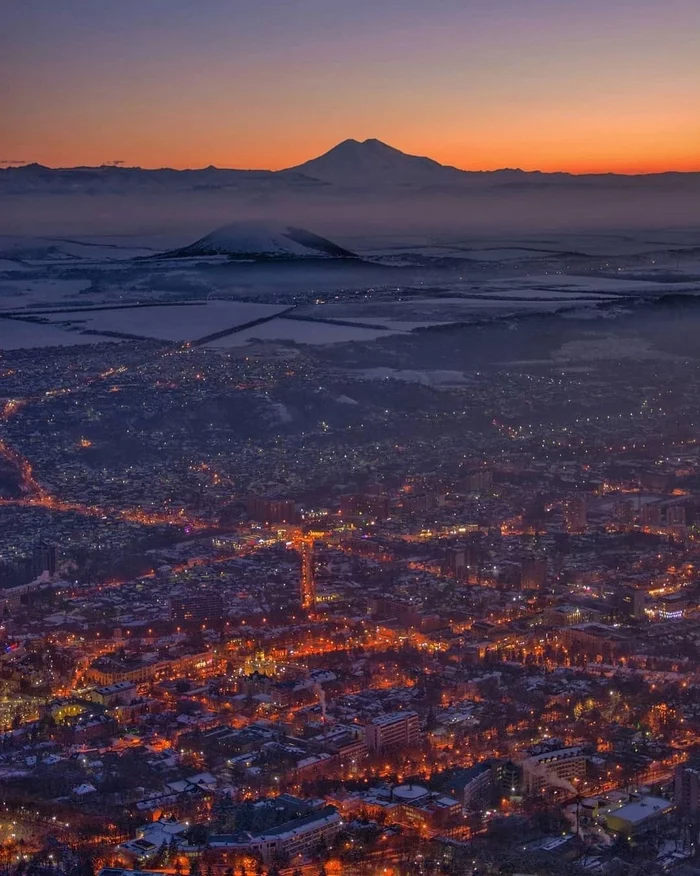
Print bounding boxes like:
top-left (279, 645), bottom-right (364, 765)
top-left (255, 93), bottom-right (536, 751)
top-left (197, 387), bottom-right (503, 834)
top-left (17, 301), bottom-right (288, 343)
top-left (0, 319), bottom-right (124, 350)
top-left (0, 278), bottom-right (94, 311)
top-left (348, 318), bottom-right (454, 330)
top-left (485, 274), bottom-right (700, 294)
top-left (1, 224), bottom-right (699, 351)
top-left (552, 336), bottom-right (685, 362)
top-left (0, 235), bottom-right (157, 263)
top-left (358, 368), bottom-right (470, 386)
top-left (206, 318), bottom-right (396, 347)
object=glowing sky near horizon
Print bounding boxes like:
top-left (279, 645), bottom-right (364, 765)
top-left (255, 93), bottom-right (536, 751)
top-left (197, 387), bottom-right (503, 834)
top-left (3, 0), bottom-right (699, 173)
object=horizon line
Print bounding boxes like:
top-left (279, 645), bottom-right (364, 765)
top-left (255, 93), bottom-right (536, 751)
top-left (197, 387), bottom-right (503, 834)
top-left (3, 160), bottom-right (699, 178)
top-left (3, 136), bottom-right (699, 178)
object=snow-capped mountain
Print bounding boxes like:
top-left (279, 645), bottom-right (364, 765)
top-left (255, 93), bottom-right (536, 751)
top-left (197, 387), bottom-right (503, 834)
top-left (163, 220), bottom-right (357, 260)
top-left (287, 138), bottom-right (467, 186)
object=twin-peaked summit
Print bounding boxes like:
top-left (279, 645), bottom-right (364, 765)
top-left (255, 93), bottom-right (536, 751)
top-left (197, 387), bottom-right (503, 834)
top-left (288, 138), bottom-right (466, 186)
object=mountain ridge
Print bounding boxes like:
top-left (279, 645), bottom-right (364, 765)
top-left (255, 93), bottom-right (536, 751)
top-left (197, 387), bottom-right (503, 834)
top-left (2, 138), bottom-right (698, 182)
top-left (284, 138), bottom-right (467, 186)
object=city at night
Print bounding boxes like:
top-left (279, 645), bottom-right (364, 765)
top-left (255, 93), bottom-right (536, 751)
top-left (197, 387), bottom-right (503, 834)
top-left (2, 2), bottom-right (700, 875)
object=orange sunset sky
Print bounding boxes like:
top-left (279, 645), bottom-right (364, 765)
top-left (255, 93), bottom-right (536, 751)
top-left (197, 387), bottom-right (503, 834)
top-left (3, 0), bottom-right (699, 174)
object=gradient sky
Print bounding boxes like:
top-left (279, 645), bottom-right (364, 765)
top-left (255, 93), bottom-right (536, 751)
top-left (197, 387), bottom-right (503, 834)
top-left (3, 0), bottom-right (699, 173)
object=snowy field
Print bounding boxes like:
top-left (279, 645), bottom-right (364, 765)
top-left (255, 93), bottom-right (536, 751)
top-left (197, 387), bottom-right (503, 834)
top-left (484, 274), bottom-right (700, 294)
top-left (0, 318), bottom-right (124, 350)
top-left (552, 336), bottom-right (685, 362)
top-left (357, 368), bottom-right (470, 386)
top-left (461, 288), bottom-right (615, 300)
top-left (206, 317), bottom-right (397, 347)
top-left (307, 294), bottom-right (610, 327)
top-left (0, 278), bottom-right (94, 312)
top-left (351, 230), bottom-right (700, 260)
top-left (0, 225), bottom-right (698, 350)
top-left (12, 301), bottom-right (288, 343)
top-left (348, 318), bottom-right (454, 330)
top-left (0, 235), bottom-right (157, 263)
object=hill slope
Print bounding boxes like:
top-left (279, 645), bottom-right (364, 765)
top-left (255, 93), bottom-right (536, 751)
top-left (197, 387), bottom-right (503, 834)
top-left (287, 138), bottom-right (466, 186)
top-left (163, 221), bottom-right (357, 260)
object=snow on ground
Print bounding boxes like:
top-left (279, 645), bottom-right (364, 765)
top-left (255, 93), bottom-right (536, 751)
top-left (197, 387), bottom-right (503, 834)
top-left (400, 296), bottom-right (599, 311)
top-left (352, 231), bottom-right (700, 260)
top-left (459, 247), bottom-right (554, 261)
top-left (0, 259), bottom-right (30, 272)
top-left (552, 336), bottom-right (685, 362)
top-left (357, 368), bottom-right (469, 386)
top-left (321, 298), bottom-right (473, 315)
top-left (0, 318), bottom-right (122, 350)
top-left (363, 246), bottom-right (552, 261)
top-left (504, 335), bottom-right (686, 367)
top-left (462, 287), bottom-right (615, 301)
top-left (0, 235), bottom-right (155, 263)
top-left (482, 233), bottom-right (700, 257)
top-left (171, 221), bottom-right (355, 260)
top-left (346, 318), bottom-right (453, 330)
top-left (319, 296), bottom-right (602, 321)
top-left (0, 278), bottom-right (93, 311)
top-left (206, 317), bottom-right (396, 347)
top-left (24, 301), bottom-right (288, 342)
top-left (270, 402), bottom-right (293, 423)
top-left (487, 274), bottom-right (700, 293)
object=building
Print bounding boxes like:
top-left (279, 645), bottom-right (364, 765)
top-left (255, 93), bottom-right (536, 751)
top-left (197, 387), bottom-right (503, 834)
top-left (364, 710), bottom-right (420, 753)
top-left (247, 496), bottom-right (298, 524)
top-left (340, 493), bottom-right (390, 520)
top-left (523, 495), bottom-right (547, 531)
top-left (332, 735), bottom-right (369, 763)
top-left (170, 592), bottom-right (224, 623)
top-left (445, 546), bottom-right (467, 581)
top-left (256, 804), bottom-right (341, 862)
top-left (209, 805), bottom-right (342, 865)
top-left (87, 650), bottom-right (220, 685)
top-left (464, 469), bottom-right (492, 492)
top-left (640, 471), bottom-right (670, 491)
top-left (522, 746), bottom-right (587, 794)
top-left (444, 538), bottom-right (482, 583)
top-left (90, 680), bottom-right (137, 707)
top-left (655, 592), bottom-right (688, 620)
top-left (296, 533), bottom-right (316, 611)
top-left (641, 503), bottom-right (662, 527)
top-left (543, 604), bottom-right (600, 627)
top-left (494, 760), bottom-right (521, 796)
top-left (604, 795), bottom-right (673, 836)
top-left (562, 623), bottom-right (628, 662)
top-left (675, 759), bottom-right (700, 815)
top-left (32, 541), bottom-right (58, 578)
top-left (391, 784), bottom-right (461, 830)
top-left (442, 762), bottom-right (495, 811)
top-left (118, 818), bottom-right (187, 862)
top-left (667, 504), bottom-right (687, 527)
top-left (613, 586), bottom-right (646, 620)
top-left (521, 555), bottom-right (547, 590)
top-left (614, 499), bottom-right (635, 526)
top-left (401, 493), bottom-right (441, 516)
top-left (354, 784), bottom-right (460, 832)
top-left (564, 497), bottom-right (587, 533)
